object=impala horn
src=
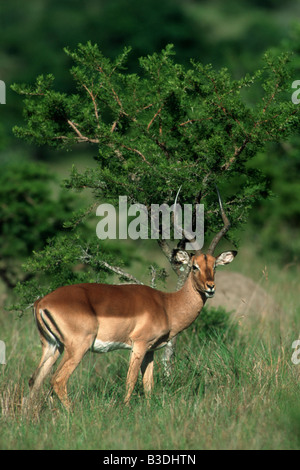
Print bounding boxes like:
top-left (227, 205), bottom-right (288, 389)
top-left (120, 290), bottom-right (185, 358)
top-left (206, 186), bottom-right (231, 255)
top-left (173, 186), bottom-right (200, 251)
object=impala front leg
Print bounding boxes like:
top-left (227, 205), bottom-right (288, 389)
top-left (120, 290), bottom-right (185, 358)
top-left (124, 342), bottom-right (148, 406)
top-left (141, 351), bottom-right (154, 403)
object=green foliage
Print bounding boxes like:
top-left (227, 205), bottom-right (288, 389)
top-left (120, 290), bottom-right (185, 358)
top-left (196, 306), bottom-right (237, 343)
top-left (0, 161), bottom-right (74, 289)
top-left (248, 142), bottom-right (300, 263)
top-left (245, 29), bottom-right (300, 263)
top-left (12, 44), bottom-right (300, 240)
top-left (10, 42), bottom-right (300, 306)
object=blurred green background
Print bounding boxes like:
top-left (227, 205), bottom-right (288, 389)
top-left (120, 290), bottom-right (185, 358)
top-left (1, 0), bottom-right (300, 293)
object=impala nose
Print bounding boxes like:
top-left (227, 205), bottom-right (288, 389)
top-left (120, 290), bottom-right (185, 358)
top-left (205, 283), bottom-right (215, 298)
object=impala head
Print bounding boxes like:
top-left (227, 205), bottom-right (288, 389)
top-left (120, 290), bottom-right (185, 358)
top-left (191, 251), bottom-right (237, 298)
top-left (191, 186), bottom-right (237, 298)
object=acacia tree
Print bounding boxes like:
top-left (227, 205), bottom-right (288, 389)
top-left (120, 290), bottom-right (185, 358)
top-left (11, 43), bottom-right (299, 315)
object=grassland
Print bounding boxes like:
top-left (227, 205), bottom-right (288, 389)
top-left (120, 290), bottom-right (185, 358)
top-left (0, 245), bottom-right (300, 450)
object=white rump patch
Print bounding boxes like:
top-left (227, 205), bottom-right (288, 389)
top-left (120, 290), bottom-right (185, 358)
top-left (91, 339), bottom-right (131, 354)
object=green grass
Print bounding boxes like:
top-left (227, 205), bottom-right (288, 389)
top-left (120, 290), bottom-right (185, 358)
top-left (1, 246), bottom-right (300, 450)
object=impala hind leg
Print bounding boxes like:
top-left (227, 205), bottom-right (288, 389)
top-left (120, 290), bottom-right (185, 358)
top-left (23, 340), bottom-right (60, 414)
top-left (28, 340), bottom-right (60, 400)
top-left (50, 335), bottom-right (95, 410)
top-left (124, 342), bottom-right (148, 406)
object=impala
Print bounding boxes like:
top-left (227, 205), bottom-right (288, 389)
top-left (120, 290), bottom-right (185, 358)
top-left (28, 191), bottom-right (237, 409)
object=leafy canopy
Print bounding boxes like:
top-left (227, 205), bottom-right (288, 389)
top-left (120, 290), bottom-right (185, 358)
top-left (11, 42), bottom-right (300, 309)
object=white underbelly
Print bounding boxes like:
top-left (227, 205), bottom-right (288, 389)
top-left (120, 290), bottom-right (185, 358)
top-left (91, 338), bottom-right (131, 354)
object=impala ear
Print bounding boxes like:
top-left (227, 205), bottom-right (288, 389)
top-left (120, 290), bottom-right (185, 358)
top-left (215, 250), bottom-right (237, 266)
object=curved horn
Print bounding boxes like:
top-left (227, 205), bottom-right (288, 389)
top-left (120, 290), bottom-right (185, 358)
top-left (207, 186), bottom-right (231, 255)
top-left (173, 186), bottom-right (195, 243)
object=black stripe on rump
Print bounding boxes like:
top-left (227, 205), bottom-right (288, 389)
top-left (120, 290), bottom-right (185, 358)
top-left (40, 308), bottom-right (64, 345)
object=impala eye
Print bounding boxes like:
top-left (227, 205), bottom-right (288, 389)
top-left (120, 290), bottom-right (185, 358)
top-left (192, 264), bottom-right (200, 272)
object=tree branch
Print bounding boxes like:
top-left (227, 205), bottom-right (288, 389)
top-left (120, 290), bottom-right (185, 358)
top-left (157, 239), bottom-right (173, 263)
top-left (79, 247), bottom-right (143, 285)
top-left (98, 260), bottom-right (144, 284)
top-left (66, 120), bottom-right (99, 143)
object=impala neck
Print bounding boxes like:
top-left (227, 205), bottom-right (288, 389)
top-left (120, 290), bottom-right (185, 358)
top-left (166, 273), bottom-right (206, 339)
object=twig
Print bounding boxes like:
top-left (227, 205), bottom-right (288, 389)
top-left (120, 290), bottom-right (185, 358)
top-left (67, 120), bottom-right (99, 143)
top-left (120, 144), bottom-right (151, 166)
top-left (262, 83), bottom-right (279, 114)
top-left (147, 107), bottom-right (163, 131)
top-left (221, 136), bottom-right (250, 171)
top-left (82, 83), bottom-right (100, 128)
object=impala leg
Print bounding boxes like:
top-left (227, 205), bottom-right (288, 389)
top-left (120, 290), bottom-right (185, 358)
top-left (22, 342), bottom-right (60, 414)
top-left (28, 341), bottom-right (60, 401)
top-left (141, 351), bottom-right (154, 403)
top-left (51, 336), bottom-right (94, 410)
top-left (124, 342), bottom-right (148, 406)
